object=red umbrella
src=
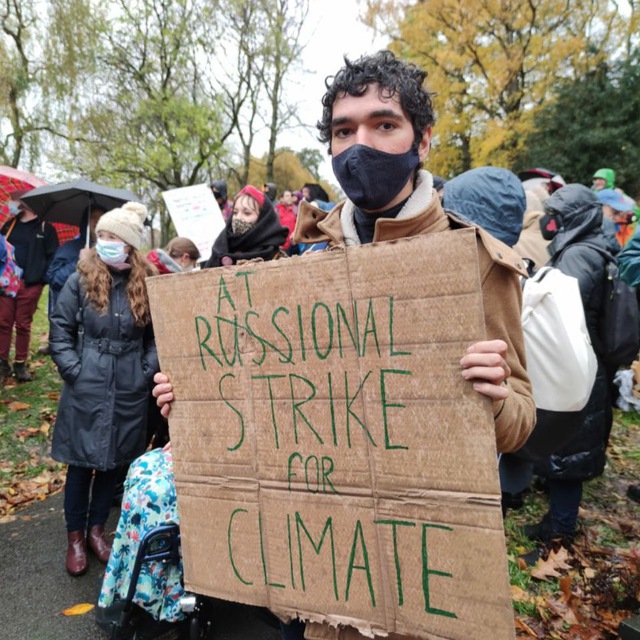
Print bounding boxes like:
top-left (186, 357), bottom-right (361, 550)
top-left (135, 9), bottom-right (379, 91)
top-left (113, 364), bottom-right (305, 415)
top-left (0, 165), bottom-right (46, 201)
top-left (0, 165), bottom-right (78, 244)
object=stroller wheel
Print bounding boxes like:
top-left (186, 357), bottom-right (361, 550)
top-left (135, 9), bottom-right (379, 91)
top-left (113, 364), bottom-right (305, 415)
top-left (189, 617), bottom-right (208, 640)
top-left (188, 599), bottom-right (213, 640)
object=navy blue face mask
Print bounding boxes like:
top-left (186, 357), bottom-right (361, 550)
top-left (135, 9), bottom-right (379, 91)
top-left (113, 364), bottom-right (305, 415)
top-left (332, 144), bottom-right (420, 211)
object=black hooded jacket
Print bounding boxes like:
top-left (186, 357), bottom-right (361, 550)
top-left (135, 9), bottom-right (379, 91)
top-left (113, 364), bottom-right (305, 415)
top-left (536, 184), bottom-right (612, 481)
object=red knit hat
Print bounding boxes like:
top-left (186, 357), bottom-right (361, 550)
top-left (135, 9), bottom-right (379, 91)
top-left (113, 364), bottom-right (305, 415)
top-left (236, 185), bottom-right (264, 207)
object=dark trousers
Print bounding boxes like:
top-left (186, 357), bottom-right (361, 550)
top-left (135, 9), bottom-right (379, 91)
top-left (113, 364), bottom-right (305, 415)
top-left (279, 620), bottom-right (306, 640)
top-left (547, 478), bottom-right (583, 535)
top-left (64, 465), bottom-right (120, 532)
top-left (0, 280), bottom-right (43, 361)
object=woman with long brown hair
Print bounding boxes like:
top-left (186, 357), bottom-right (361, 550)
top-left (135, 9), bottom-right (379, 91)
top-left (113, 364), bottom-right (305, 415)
top-left (96, 186), bottom-right (288, 633)
top-left (49, 202), bottom-right (159, 577)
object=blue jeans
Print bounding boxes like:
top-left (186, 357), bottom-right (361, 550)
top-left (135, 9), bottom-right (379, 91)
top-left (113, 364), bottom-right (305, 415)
top-left (64, 465), bottom-right (119, 532)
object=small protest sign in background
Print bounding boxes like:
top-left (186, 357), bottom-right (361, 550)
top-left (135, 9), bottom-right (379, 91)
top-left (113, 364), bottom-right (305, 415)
top-left (147, 228), bottom-right (515, 640)
top-left (161, 183), bottom-right (225, 261)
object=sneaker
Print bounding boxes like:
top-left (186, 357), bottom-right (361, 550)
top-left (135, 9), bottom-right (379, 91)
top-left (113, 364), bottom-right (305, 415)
top-left (13, 361), bottom-right (33, 382)
top-left (0, 359), bottom-right (11, 381)
top-left (627, 484), bottom-right (640, 504)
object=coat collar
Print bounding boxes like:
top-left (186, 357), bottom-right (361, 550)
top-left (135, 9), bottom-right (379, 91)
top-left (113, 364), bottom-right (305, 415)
top-left (292, 170), bottom-right (528, 277)
top-left (293, 170), bottom-right (439, 246)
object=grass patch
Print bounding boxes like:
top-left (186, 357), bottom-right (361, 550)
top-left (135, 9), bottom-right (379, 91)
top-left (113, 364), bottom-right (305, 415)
top-left (505, 406), bottom-right (640, 637)
top-left (0, 287), bottom-right (64, 509)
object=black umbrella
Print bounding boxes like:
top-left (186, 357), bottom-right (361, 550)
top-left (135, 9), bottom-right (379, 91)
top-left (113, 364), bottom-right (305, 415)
top-left (21, 179), bottom-right (139, 229)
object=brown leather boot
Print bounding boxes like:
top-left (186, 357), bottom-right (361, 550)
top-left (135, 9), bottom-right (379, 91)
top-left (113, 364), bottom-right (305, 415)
top-left (87, 525), bottom-right (112, 564)
top-left (66, 530), bottom-right (88, 576)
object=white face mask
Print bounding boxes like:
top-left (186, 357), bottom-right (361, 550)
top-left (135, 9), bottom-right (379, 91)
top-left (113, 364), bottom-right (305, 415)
top-left (96, 238), bottom-right (128, 264)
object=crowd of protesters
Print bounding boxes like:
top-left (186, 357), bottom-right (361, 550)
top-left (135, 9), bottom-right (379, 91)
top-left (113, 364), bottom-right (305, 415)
top-left (2, 49), bottom-right (640, 640)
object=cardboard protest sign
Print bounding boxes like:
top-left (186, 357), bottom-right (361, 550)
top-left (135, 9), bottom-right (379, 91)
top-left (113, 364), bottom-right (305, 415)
top-left (147, 228), bottom-right (515, 640)
top-left (161, 184), bottom-right (225, 260)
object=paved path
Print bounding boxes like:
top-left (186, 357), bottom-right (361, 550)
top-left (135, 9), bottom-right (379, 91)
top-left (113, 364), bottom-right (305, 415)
top-left (0, 491), bottom-right (281, 640)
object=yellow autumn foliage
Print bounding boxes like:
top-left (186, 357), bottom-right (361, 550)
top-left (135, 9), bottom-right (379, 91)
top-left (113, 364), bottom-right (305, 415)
top-left (245, 150), bottom-right (336, 201)
top-left (365, 0), bottom-right (629, 176)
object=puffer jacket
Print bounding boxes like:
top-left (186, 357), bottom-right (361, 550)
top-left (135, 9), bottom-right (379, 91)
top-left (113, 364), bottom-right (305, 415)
top-left (50, 270), bottom-right (159, 471)
top-left (535, 184), bottom-right (612, 481)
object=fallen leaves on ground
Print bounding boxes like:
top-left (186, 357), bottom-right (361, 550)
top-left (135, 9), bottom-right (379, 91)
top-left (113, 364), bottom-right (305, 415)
top-left (513, 415), bottom-right (640, 638)
top-left (530, 546), bottom-right (572, 581)
top-left (0, 461), bottom-right (65, 517)
top-left (7, 401), bottom-right (30, 412)
top-left (516, 537), bottom-right (640, 637)
top-left (515, 618), bottom-right (539, 637)
top-left (60, 603), bottom-right (94, 616)
top-left (14, 427), bottom-right (43, 439)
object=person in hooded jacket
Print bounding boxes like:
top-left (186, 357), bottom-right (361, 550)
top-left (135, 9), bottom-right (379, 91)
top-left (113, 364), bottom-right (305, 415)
top-left (204, 185), bottom-right (288, 268)
top-left (442, 167), bottom-right (545, 513)
top-left (50, 202), bottom-right (159, 577)
top-left (441, 167), bottom-right (525, 248)
top-left (211, 179), bottom-right (233, 221)
top-left (524, 184), bottom-right (612, 545)
top-left (592, 168), bottom-right (616, 191)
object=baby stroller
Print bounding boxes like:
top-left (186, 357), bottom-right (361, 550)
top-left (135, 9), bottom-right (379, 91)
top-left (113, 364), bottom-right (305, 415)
top-left (96, 524), bottom-right (214, 640)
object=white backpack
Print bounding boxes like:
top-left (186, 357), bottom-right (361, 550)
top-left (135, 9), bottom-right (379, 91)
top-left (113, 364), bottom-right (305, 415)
top-left (521, 267), bottom-right (597, 412)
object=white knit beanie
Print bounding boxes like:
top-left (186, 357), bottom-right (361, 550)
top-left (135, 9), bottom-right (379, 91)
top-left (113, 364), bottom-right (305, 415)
top-left (95, 201), bottom-right (147, 249)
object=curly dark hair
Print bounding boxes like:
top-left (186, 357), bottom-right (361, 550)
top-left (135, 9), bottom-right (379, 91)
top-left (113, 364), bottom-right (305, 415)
top-left (317, 50), bottom-right (435, 154)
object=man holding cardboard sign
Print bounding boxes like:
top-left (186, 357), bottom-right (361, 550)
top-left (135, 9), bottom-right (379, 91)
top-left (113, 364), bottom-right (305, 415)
top-left (152, 51), bottom-right (534, 640)
top-left (294, 50), bottom-right (534, 454)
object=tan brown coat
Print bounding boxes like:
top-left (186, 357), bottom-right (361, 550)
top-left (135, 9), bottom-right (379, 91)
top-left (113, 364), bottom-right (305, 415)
top-left (293, 173), bottom-right (535, 640)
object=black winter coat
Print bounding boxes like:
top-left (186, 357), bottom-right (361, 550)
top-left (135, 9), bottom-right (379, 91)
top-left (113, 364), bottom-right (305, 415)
top-left (536, 184), bottom-right (612, 481)
top-left (50, 270), bottom-right (158, 471)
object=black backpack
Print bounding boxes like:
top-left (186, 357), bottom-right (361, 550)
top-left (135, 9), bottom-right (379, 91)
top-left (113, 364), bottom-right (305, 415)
top-left (584, 244), bottom-right (639, 368)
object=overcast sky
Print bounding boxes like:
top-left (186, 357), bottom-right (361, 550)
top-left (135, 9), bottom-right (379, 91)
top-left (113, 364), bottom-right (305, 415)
top-left (255, 0), bottom-right (388, 185)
